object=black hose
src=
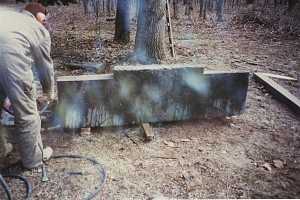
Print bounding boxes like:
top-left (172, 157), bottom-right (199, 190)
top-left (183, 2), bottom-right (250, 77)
top-left (52, 155), bottom-right (107, 200)
top-left (0, 155), bottom-right (107, 200)
top-left (1, 104), bottom-right (107, 199)
top-left (3, 174), bottom-right (33, 200)
top-left (0, 174), bottom-right (12, 200)
top-left (0, 173), bottom-right (33, 200)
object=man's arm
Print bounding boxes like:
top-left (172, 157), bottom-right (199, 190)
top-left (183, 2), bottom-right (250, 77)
top-left (32, 33), bottom-right (55, 100)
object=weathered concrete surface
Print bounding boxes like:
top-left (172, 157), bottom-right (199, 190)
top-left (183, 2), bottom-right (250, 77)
top-left (56, 65), bottom-right (249, 128)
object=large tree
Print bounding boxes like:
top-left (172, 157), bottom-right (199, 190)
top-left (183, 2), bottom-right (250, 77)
top-left (134, 0), bottom-right (167, 64)
top-left (114, 0), bottom-right (130, 43)
top-left (216, 0), bottom-right (224, 22)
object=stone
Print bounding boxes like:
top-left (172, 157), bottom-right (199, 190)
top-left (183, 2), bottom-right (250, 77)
top-left (273, 159), bottom-right (284, 169)
top-left (262, 163), bottom-right (272, 172)
top-left (56, 65), bottom-right (249, 129)
top-left (163, 140), bottom-right (176, 148)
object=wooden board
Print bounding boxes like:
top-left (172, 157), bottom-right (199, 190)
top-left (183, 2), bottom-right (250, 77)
top-left (254, 73), bottom-right (300, 115)
top-left (259, 73), bottom-right (297, 81)
top-left (141, 123), bottom-right (154, 141)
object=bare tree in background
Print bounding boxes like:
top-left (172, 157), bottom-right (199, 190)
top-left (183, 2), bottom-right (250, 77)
top-left (114, 0), bottom-right (130, 43)
top-left (216, 0), bottom-right (224, 21)
top-left (134, 0), bottom-right (167, 64)
top-left (173, 0), bottom-right (179, 19)
top-left (288, 0), bottom-right (298, 12)
top-left (184, 0), bottom-right (193, 19)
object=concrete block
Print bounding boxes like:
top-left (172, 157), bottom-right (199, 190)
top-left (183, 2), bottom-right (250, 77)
top-left (56, 65), bottom-right (249, 129)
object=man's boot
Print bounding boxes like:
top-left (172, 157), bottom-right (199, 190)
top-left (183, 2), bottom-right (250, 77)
top-left (42, 146), bottom-right (53, 161)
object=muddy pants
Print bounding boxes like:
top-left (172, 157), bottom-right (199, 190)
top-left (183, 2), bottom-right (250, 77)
top-left (0, 126), bottom-right (10, 158)
top-left (0, 55), bottom-right (43, 169)
top-left (0, 91), bottom-right (10, 158)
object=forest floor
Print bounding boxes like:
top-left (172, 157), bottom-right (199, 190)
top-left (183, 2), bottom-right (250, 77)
top-left (0, 3), bottom-right (300, 200)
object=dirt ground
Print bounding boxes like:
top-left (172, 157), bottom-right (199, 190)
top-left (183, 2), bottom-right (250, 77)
top-left (0, 2), bottom-right (300, 200)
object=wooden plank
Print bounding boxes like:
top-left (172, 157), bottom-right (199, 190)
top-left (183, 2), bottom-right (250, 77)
top-left (142, 123), bottom-right (154, 141)
top-left (114, 64), bottom-right (203, 71)
top-left (259, 73), bottom-right (297, 81)
top-left (254, 73), bottom-right (300, 115)
top-left (56, 74), bottom-right (113, 82)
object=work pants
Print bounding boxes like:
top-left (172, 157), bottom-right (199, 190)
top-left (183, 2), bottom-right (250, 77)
top-left (0, 53), bottom-right (43, 169)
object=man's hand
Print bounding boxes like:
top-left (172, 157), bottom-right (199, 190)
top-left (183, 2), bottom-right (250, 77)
top-left (38, 90), bottom-right (55, 105)
top-left (3, 98), bottom-right (11, 110)
top-left (45, 91), bottom-right (55, 102)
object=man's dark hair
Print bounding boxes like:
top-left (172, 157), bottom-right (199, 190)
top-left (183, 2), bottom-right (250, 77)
top-left (24, 3), bottom-right (48, 17)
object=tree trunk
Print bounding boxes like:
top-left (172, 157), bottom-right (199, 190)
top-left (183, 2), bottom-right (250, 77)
top-left (114, 0), bottom-right (130, 43)
top-left (173, 0), bottom-right (179, 19)
top-left (185, 0), bottom-right (193, 19)
top-left (288, 0), bottom-right (297, 12)
top-left (134, 0), bottom-right (167, 64)
top-left (216, 0), bottom-right (224, 22)
top-left (199, 0), bottom-right (204, 17)
top-left (246, 0), bottom-right (255, 4)
top-left (83, 0), bottom-right (89, 15)
top-left (203, 0), bottom-right (207, 19)
top-left (111, 0), bottom-right (116, 11)
top-left (106, 0), bottom-right (112, 16)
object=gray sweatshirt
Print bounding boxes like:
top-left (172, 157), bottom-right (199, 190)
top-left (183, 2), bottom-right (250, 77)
top-left (0, 8), bottom-right (54, 96)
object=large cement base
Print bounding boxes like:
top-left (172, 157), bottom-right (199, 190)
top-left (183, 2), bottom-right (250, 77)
top-left (56, 65), bottom-right (249, 129)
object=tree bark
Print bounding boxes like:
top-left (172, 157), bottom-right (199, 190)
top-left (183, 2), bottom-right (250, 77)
top-left (114, 0), bottom-right (130, 43)
top-left (199, 0), bottom-right (204, 17)
top-left (203, 0), bottom-right (207, 19)
top-left (216, 0), bottom-right (224, 22)
top-left (288, 0), bottom-right (297, 12)
top-left (134, 0), bottom-right (167, 64)
top-left (246, 0), bottom-right (255, 4)
top-left (106, 0), bottom-right (112, 16)
top-left (173, 0), bottom-right (179, 19)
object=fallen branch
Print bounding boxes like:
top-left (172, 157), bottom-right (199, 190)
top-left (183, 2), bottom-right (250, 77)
top-left (151, 156), bottom-right (177, 160)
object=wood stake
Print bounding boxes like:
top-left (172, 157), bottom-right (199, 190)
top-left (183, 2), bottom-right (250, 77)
top-left (166, 0), bottom-right (176, 58)
top-left (142, 123), bottom-right (155, 141)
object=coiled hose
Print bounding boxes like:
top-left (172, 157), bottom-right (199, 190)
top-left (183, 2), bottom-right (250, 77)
top-left (0, 155), bottom-right (107, 200)
top-left (0, 173), bottom-right (32, 200)
top-left (52, 155), bottom-right (107, 200)
top-left (0, 174), bottom-right (12, 200)
top-left (1, 103), bottom-right (107, 199)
